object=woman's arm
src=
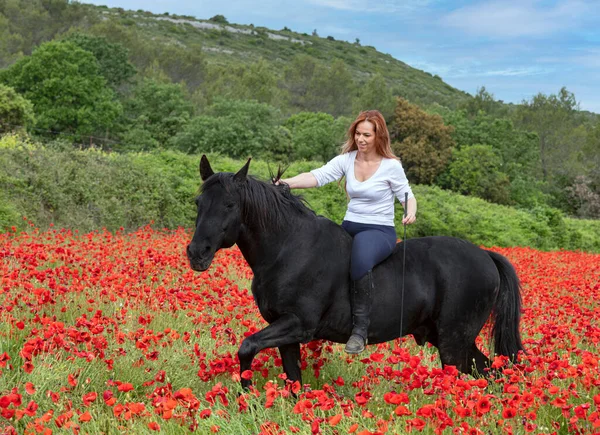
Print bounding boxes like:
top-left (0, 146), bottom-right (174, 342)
top-left (279, 172), bottom-right (318, 189)
top-left (402, 196), bottom-right (417, 225)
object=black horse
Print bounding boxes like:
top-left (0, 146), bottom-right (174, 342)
top-left (187, 156), bottom-right (524, 389)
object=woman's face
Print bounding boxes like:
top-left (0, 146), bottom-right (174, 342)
top-left (354, 121), bottom-right (376, 154)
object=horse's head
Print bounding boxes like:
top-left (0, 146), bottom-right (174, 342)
top-left (186, 155), bottom-right (250, 271)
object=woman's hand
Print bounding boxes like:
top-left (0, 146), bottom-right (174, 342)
top-left (402, 212), bottom-right (416, 225)
top-left (402, 197), bottom-right (417, 225)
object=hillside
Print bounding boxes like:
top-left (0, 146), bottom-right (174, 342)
top-left (1, 1), bottom-right (598, 221)
top-left (89, 4), bottom-right (471, 109)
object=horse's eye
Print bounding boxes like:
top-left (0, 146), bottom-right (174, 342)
top-left (225, 202), bottom-right (235, 209)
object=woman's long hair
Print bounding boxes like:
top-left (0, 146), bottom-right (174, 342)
top-left (340, 110), bottom-right (398, 159)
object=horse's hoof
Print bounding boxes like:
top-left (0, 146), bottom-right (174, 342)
top-left (344, 335), bottom-right (365, 354)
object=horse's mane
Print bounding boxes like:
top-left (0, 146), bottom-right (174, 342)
top-left (202, 173), bottom-right (316, 231)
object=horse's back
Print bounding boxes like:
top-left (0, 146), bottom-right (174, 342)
top-left (367, 236), bottom-right (500, 344)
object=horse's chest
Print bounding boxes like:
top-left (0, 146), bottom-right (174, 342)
top-left (251, 282), bottom-right (286, 323)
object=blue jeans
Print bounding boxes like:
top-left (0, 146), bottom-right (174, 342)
top-left (341, 220), bottom-right (397, 281)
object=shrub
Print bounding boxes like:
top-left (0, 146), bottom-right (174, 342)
top-left (439, 144), bottom-right (511, 204)
top-left (170, 98), bottom-right (291, 160)
top-left (0, 84), bottom-right (34, 134)
top-left (284, 112), bottom-right (344, 161)
top-left (0, 141), bottom-right (597, 252)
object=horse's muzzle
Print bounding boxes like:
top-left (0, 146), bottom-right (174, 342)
top-left (186, 244), bottom-right (214, 271)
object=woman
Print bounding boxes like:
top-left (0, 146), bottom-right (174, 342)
top-left (278, 110), bottom-right (417, 354)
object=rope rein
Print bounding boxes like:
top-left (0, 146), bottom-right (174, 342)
top-left (399, 192), bottom-right (408, 364)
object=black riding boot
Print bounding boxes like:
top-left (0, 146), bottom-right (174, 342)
top-left (345, 270), bottom-right (373, 354)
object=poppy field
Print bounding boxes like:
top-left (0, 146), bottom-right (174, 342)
top-left (1, 225), bottom-right (599, 434)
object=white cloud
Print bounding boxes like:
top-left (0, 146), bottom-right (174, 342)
top-left (407, 59), bottom-right (553, 79)
top-left (441, 0), bottom-right (592, 38)
top-left (480, 67), bottom-right (552, 76)
top-left (570, 48), bottom-right (600, 68)
top-left (320, 25), bottom-right (352, 35)
top-left (305, 0), bottom-right (434, 13)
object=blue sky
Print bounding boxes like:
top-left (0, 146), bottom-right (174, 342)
top-left (85, 0), bottom-right (600, 113)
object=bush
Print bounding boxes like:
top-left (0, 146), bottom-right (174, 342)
top-left (284, 112), bottom-right (345, 161)
top-left (439, 144), bottom-right (511, 204)
top-left (0, 84), bottom-right (35, 134)
top-left (0, 193), bottom-right (20, 231)
top-left (0, 41), bottom-right (122, 139)
top-left (170, 98), bottom-right (291, 160)
top-left (118, 79), bottom-right (194, 151)
top-left (0, 140), bottom-right (598, 252)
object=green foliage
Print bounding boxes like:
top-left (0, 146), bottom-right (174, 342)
top-left (0, 0), bottom-right (92, 58)
top-left (152, 43), bottom-right (208, 91)
top-left (170, 98), bottom-right (291, 160)
top-left (283, 112), bottom-right (345, 161)
top-left (305, 59), bottom-right (354, 117)
top-left (199, 59), bottom-right (278, 106)
top-left (408, 185), bottom-right (576, 251)
top-left (0, 191), bottom-right (20, 231)
top-left (0, 40), bottom-right (122, 138)
top-left (0, 83), bottom-right (34, 133)
top-left (352, 74), bottom-right (396, 121)
top-left (119, 78), bottom-right (194, 151)
top-left (514, 87), bottom-right (581, 181)
top-left (459, 86), bottom-right (508, 118)
top-left (390, 98), bottom-right (454, 184)
top-left (280, 56), bottom-right (355, 116)
top-left (433, 107), bottom-right (546, 208)
top-left (564, 218), bottom-right (600, 252)
top-left (1, 140), bottom-right (597, 252)
top-left (209, 14), bottom-right (228, 24)
top-left (440, 144), bottom-right (511, 204)
top-left (280, 54), bottom-right (318, 110)
top-left (63, 32), bottom-right (136, 89)
top-left (0, 144), bottom-right (196, 231)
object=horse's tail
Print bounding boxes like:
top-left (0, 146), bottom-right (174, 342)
top-left (487, 250), bottom-right (524, 360)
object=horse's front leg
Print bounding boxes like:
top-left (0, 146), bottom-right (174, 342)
top-left (279, 343), bottom-right (302, 386)
top-left (238, 313), bottom-right (304, 390)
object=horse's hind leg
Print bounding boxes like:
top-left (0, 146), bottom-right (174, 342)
top-left (279, 343), bottom-right (302, 385)
top-left (468, 344), bottom-right (490, 376)
top-left (438, 338), bottom-right (490, 376)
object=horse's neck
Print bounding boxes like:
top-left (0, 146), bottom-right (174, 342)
top-left (236, 219), bottom-right (296, 274)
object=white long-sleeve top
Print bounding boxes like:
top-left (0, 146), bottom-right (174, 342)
top-left (310, 151), bottom-right (414, 226)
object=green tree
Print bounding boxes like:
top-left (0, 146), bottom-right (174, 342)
top-left (0, 14), bottom-right (18, 68)
top-left (240, 59), bottom-right (278, 104)
top-left (305, 59), bottom-right (354, 117)
top-left (0, 0), bottom-right (90, 56)
top-left (280, 54), bottom-right (318, 110)
top-left (63, 32), bottom-right (136, 90)
top-left (0, 40), bottom-right (121, 138)
top-left (0, 83), bottom-right (34, 133)
top-left (154, 43), bottom-right (208, 91)
top-left (170, 98), bottom-right (291, 160)
top-left (442, 144), bottom-right (511, 204)
top-left (389, 98), bottom-right (454, 184)
top-left (120, 78), bottom-right (194, 151)
top-left (352, 74), bottom-right (395, 121)
top-left (284, 112), bottom-right (345, 161)
top-left (199, 59), bottom-right (278, 106)
top-left (209, 14), bottom-right (228, 24)
top-left (459, 86), bottom-right (508, 118)
top-left (514, 87), bottom-right (581, 180)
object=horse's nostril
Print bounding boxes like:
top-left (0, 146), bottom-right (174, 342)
top-left (202, 245), bottom-right (211, 255)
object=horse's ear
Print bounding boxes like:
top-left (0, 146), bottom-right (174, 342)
top-left (234, 158), bottom-right (251, 183)
top-left (199, 155), bottom-right (214, 181)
